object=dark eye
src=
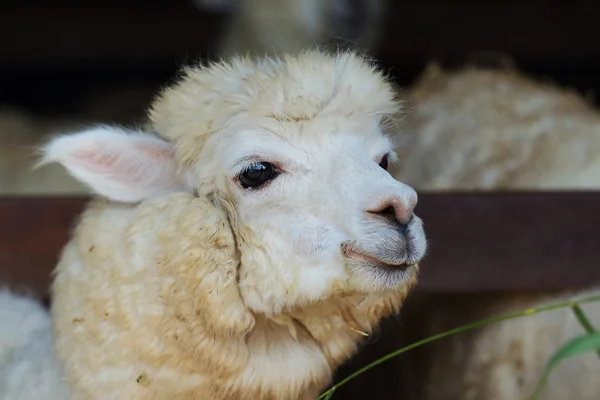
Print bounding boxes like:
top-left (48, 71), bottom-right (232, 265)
top-left (379, 154), bottom-right (389, 170)
top-left (239, 162), bottom-right (279, 189)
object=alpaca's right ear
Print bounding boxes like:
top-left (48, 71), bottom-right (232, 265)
top-left (38, 125), bottom-right (189, 203)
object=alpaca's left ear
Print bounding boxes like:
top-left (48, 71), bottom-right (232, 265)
top-left (38, 125), bottom-right (189, 203)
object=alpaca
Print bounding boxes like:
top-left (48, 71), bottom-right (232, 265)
top-left (390, 64), bottom-right (600, 400)
top-left (194, 0), bottom-right (386, 58)
top-left (32, 50), bottom-right (426, 399)
top-left (391, 64), bottom-right (600, 190)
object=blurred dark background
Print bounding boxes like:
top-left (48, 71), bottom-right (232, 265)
top-left (2, 1), bottom-right (600, 398)
top-left (3, 0), bottom-right (600, 124)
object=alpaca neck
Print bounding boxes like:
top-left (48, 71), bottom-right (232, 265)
top-left (236, 290), bottom-right (407, 399)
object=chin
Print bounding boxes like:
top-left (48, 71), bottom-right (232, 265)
top-left (345, 260), bottom-right (420, 293)
top-left (341, 241), bottom-right (424, 293)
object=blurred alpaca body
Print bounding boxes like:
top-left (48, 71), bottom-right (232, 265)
top-left (391, 65), bottom-right (600, 400)
top-left (194, 0), bottom-right (386, 58)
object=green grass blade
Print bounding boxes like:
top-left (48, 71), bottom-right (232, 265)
top-left (570, 304), bottom-right (600, 360)
top-left (530, 332), bottom-right (600, 400)
top-left (571, 305), bottom-right (596, 334)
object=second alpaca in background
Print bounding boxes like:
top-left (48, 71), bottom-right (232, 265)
top-left (194, 0), bottom-right (386, 58)
top-left (390, 64), bottom-right (600, 400)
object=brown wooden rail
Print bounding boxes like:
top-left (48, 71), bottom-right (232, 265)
top-left (1, 192), bottom-right (600, 298)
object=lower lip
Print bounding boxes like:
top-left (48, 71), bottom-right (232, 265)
top-left (342, 247), bottom-right (414, 270)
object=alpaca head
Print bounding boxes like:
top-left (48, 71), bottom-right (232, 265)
top-left (41, 51), bottom-right (426, 315)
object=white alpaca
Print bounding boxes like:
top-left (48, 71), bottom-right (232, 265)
top-left (391, 65), bottom-right (600, 400)
top-left (194, 0), bottom-right (386, 58)
top-left (2, 50), bottom-right (425, 399)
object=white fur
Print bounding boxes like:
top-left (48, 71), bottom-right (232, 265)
top-left (0, 289), bottom-right (69, 400)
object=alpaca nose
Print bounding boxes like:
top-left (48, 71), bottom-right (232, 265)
top-left (367, 193), bottom-right (417, 227)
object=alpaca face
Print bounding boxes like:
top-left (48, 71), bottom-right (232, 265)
top-left (200, 117), bottom-right (426, 314)
top-left (40, 121), bottom-right (424, 317)
top-left (43, 51), bottom-right (427, 317)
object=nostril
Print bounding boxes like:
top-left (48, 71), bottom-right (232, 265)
top-left (368, 198), bottom-right (415, 227)
top-left (377, 206), bottom-right (397, 224)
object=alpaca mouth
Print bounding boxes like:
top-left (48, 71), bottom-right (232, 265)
top-left (341, 244), bottom-right (418, 271)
